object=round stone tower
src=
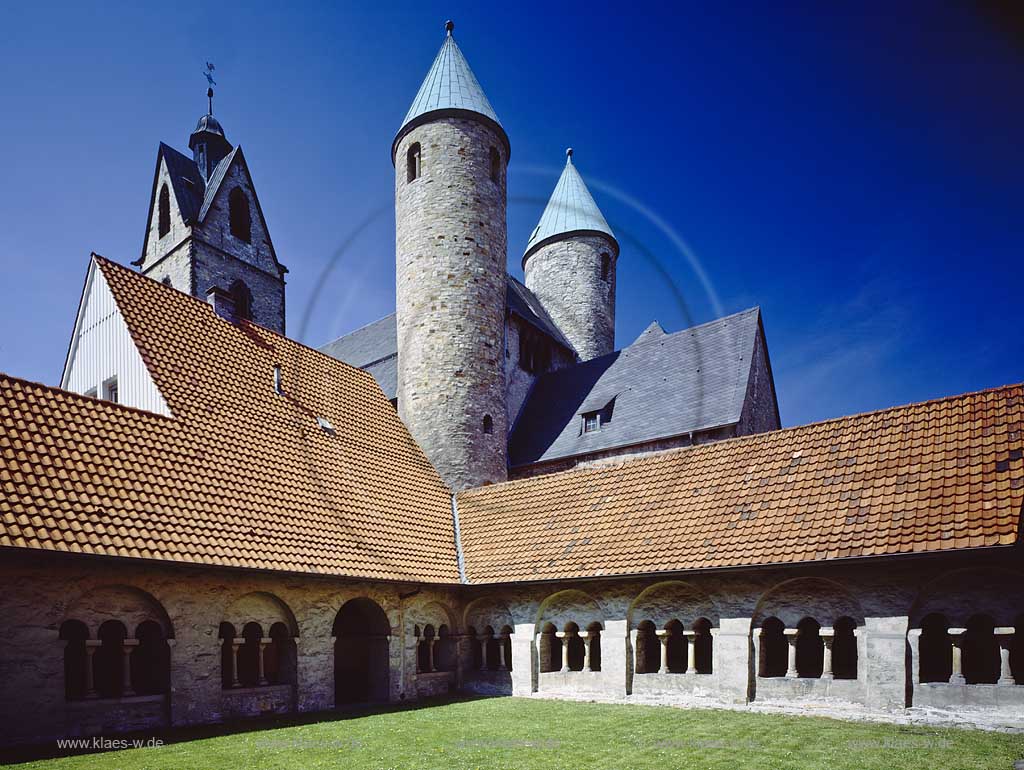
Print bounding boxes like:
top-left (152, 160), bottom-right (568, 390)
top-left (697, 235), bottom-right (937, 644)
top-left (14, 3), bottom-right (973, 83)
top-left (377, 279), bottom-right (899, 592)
top-left (523, 149), bottom-right (619, 361)
top-left (393, 21), bottom-right (509, 491)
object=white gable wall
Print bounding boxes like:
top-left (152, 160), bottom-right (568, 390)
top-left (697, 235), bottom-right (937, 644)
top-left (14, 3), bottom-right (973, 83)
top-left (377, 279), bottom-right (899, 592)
top-left (61, 261), bottom-right (172, 417)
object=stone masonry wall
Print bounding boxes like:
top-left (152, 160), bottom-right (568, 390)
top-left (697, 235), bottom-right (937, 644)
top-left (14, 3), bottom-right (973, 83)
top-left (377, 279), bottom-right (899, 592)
top-left (394, 117), bottom-right (508, 491)
top-left (736, 324), bottom-right (780, 436)
top-left (524, 234), bottom-right (618, 361)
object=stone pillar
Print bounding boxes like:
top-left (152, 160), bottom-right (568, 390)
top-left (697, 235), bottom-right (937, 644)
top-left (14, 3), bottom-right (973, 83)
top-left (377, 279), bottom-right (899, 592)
top-left (477, 635), bottom-right (489, 671)
top-left (258, 637), bottom-right (272, 686)
top-left (122, 638), bottom-right (139, 696)
top-left (510, 623), bottom-right (535, 695)
top-left (555, 632), bottom-right (570, 672)
top-left (656, 630), bottom-right (670, 674)
top-left (715, 618), bottom-right (751, 704)
top-left (427, 639), bottom-right (436, 673)
top-left (498, 634), bottom-right (509, 671)
top-left (84, 640), bottom-right (100, 698)
top-left (231, 637), bottom-right (243, 688)
top-left (785, 629), bottom-right (799, 678)
top-left (864, 617), bottom-right (907, 711)
top-left (579, 631), bottom-right (592, 672)
top-left (996, 628), bottom-right (1016, 686)
top-left (601, 619), bottom-right (629, 698)
top-left (684, 630), bottom-right (697, 675)
top-left (948, 628), bottom-right (966, 685)
top-left (820, 628), bottom-right (834, 681)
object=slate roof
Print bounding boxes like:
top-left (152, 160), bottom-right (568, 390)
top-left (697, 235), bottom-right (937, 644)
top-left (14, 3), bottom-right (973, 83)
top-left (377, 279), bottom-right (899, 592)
top-left (509, 307), bottom-right (765, 467)
top-left (319, 276), bottom-right (573, 398)
top-left (0, 256), bottom-right (458, 582)
top-left (157, 143), bottom-right (238, 227)
top-left (458, 384), bottom-right (1024, 583)
top-left (523, 150), bottom-right (616, 262)
top-left (394, 24), bottom-right (507, 159)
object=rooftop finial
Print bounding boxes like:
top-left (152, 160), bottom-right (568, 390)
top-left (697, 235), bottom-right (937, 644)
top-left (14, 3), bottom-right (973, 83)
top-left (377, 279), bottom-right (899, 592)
top-left (207, 87), bottom-right (214, 115)
top-left (566, 147), bottom-right (574, 162)
top-left (203, 62), bottom-right (217, 115)
top-left (445, 19), bottom-right (454, 35)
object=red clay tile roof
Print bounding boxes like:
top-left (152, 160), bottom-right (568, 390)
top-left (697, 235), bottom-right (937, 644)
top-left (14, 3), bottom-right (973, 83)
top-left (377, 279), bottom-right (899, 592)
top-left (456, 385), bottom-right (1024, 583)
top-left (0, 256), bottom-right (459, 583)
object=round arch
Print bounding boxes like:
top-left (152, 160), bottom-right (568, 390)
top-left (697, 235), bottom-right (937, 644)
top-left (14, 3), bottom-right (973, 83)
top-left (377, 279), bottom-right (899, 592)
top-left (627, 580), bottom-right (720, 629)
top-left (333, 598), bottom-right (391, 704)
top-left (224, 591), bottom-right (299, 637)
top-left (751, 577), bottom-right (865, 629)
top-left (64, 585), bottom-right (174, 639)
top-left (534, 589), bottom-right (605, 632)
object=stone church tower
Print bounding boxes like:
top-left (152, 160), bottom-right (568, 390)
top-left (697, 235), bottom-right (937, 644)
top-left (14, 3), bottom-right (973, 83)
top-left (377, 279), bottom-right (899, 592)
top-left (393, 21), bottom-right (509, 491)
top-left (134, 90), bottom-right (287, 334)
top-left (523, 149), bottom-right (619, 360)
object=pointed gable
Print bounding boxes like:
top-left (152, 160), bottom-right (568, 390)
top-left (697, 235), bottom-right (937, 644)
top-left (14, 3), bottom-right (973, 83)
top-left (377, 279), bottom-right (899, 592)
top-left (137, 144), bottom-right (204, 268)
top-left (523, 150), bottom-right (616, 262)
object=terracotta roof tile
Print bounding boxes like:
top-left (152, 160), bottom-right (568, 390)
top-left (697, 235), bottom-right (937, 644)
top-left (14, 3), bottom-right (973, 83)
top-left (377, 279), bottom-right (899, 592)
top-left (0, 257), bottom-right (458, 583)
top-left (457, 384), bottom-right (1024, 583)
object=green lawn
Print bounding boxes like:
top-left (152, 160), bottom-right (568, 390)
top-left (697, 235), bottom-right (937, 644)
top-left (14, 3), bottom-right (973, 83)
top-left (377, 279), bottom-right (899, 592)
top-left (4, 697), bottom-right (1022, 770)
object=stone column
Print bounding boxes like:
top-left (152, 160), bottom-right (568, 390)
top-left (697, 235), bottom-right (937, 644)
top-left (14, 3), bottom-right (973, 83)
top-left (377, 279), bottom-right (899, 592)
top-left (655, 630), bottom-right (670, 674)
top-left (820, 628), bottom-right (834, 681)
top-left (511, 622), bottom-right (535, 696)
top-left (498, 633), bottom-right (509, 671)
top-left (427, 639), bottom-right (436, 673)
top-left (948, 628), bottom-right (966, 685)
top-left (477, 635), bottom-right (489, 671)
top-left (785, 629), bottom-right (799, 678)
top-left (85, 640), bottom-right (100, 698)
top-left (600, 619), bottom-right (629, 698)
top-left (555, 632), bottom-right (570, 672)
top-left (258, 637), bottom-right (272, 685)
top-left (579, 631), bottom-right (592, 672)
top-left (231, 637), bottom-right (244, 687)
top-left (713, 618), bottom-right (750, 703)
top-left (121, 638), bottom-right (139, 696)
top-left (684, 630), bottom-right (697, 675)
top-left (995, 628), bottom-right (1016, 686)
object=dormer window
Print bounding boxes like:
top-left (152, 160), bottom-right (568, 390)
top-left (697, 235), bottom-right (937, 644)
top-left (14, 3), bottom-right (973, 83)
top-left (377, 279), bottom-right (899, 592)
top-left (103, 376), bottom-right (119, 404)
top-left (158, 184), bottom-right (170, 239)
top-left (407, 143), bottom-right (421, 183)
top-left (583, 411), bottom-right (600, 433)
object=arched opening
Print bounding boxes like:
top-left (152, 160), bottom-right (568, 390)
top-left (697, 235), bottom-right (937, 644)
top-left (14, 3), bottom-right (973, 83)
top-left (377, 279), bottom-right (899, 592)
top-left (59, 620), bottom-right (89, 700)
top-left (565, 622), bottom-right (584, 671)
top-left (229, 279), bottom-right (252, 322)
top-left (229, 187), bottom-right (251, 243)
top-left (759, 617), bottom-right (787, 678)
top-left (586, 622), bottom-right (602, 671)
top-left (963, 614), bottom-right (999, 684)
top-left (95, 620), bottom-right (127, 698)
top-left (158, 183), bottom-right (171, 239)
top-left (693, 617), bottom-right (713, 674)
top-left (665, 619), bottom-right (686, 673)
top-left (418, 624), bottom-right (435, 673)
top-left (333, 598), bottom-right (390, 704)
top-left (1012, 614), bottom-right (1024, 684)
top-left (919, 613), bottom-right (952, 683)
top-left (600, 253), bottom-right (610, 282)
top-left (635, 620), bottom-right (658, 674)
top-left (132, 620), bottom-right (170, 695)
top-left (484, 625), bottom-right (500, 670)
top-left (501, 625), bottom-right (514, 671)
top-left (436, 624), bottom-right (456, 672)
top-left (218, 622), bottom-right (236, 688)
top-left (467, 625), bottom-right (482, 669)
top-left (238, 622), bottom-right (263, 687)
top-left (833, 616), bottom-right (858, 680)
top-left (407, 143), bottom-right (421, 183)
top-left (796, 617), bottom-right (823, 678)
top-left (489, 146), bottom-right (500, 183)
top-left (539, 623), bottom-right (559, 672)
top-left (265, 621), bottom-right (297, 686)
top-left (483, 414), bottom-right (493, 435)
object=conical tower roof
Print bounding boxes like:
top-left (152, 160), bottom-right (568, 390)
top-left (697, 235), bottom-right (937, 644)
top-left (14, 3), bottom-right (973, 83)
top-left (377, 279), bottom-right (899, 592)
top-left (523, 148), bottom-right (617, 264)
top-left (393, 21), bottom-right (508, 161)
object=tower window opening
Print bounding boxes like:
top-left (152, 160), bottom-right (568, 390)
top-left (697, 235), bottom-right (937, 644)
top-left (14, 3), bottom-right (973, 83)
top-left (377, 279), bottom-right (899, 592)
top-left (407, 143), bottom-right (421, 183)
top-left (483, 414), bottom-right (493, 435)
top-left (600, 253), bottom-right (611, 282)
top-left (489, 147), bottom-right (500, 183)
top-left (229, 187), bottom-right (251, 243)
top-left (229, 279), bottom-right (252, 321)
top-left (158, 183), bottom-right (171, 239)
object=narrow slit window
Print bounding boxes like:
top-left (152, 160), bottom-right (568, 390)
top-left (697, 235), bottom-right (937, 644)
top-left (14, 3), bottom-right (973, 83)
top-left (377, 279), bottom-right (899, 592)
top-left (489, 147), bottom-right (500, 183)
top-left (407, 143), bottom-right (421, 183)
top-left (483, 414), bottom-right (493, 435)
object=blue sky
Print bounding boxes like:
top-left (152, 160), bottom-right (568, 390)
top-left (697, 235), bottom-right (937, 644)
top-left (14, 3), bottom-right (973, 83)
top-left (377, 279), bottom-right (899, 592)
top-left (0, 1), bottom-right (1020, 428)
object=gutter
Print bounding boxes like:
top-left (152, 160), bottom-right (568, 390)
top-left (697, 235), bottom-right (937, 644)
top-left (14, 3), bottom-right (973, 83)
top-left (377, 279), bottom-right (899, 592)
top-left (450, 493), bottom-right (468, 584)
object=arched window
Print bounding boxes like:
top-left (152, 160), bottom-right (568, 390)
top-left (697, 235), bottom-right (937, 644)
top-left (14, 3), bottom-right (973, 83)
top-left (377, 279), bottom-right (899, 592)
top-left (489, 147), bottom-right (500, 183)
top-left (95, 620), bottom-right (127, 698)
top-left (230, 279), bottom-right (252, 322)
top-left (483, 414), bottom-right (493, 435)
top-left (586, 622), bottom-right (602, 672)
top-left (158, 183), bottom-right (171, 239)
top-left (833, 616), bottom-right (858, 680)
top-left (265, 621), bottom-right (297, 686)
top-left (600, 253), bottom-right (611, 282)
top-left (131, 620), bottom-right (170, 695)
top-left (417, 624), bottom-right (435, 673)
top-left (484, 625), bottom-right (500, 670)
top-left (759, 617), bottom-right (787, 677)
top-left (467, 625), bottom-right (482, 670)
top-left (796, 617), bottom-right (823, 678)
top-left (1012, 614), bottom-right (1024, 684)
top-left (539, 623), bottom-right (560, 672)
top-left (665, 619), bottom-right (686, 673)
top-left (219, 622), bottom-right (236, 689)
top-left (436, 624), bottom-right (455, 672)
top-left (565, 623), bottom-right (584, 671)
top-left (407, 143), bottom-right (421, 183)
top-left (963, 614), bottom-right (999, 684)
top-left (694, 617), bottom-right (713, 674)
top-left (919, 613), bottom-right (952, 683)
top-left (229, 187), bottom-right (251, 243)
top-left (59, 620), bottom-right (89, 700)
top-left (635, 620), bottom-right (658, 674)
top-left (500, 625), bottom-right (514, 671)
top-left (238, 622), bottom-right (263, 687)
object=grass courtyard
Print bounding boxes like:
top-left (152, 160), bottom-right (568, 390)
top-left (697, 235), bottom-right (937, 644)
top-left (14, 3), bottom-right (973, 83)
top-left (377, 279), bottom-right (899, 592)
top-left (3, 697), bottom-right (1022, 770)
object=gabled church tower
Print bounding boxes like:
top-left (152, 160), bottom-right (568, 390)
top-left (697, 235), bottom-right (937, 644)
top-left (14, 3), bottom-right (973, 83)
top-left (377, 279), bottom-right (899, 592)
top-left (393, 22), bottom-right (509, 491)
top-left (135, 88), bottom-right (287, 334)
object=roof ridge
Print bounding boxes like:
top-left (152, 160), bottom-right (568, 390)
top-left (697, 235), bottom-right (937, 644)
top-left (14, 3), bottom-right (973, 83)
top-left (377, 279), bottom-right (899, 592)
top-left (463, 380), bottom-right (1024, 497)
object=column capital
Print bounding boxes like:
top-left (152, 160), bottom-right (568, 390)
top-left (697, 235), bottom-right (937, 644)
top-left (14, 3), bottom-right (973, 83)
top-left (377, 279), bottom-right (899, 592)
top-left (577, 631), bottom-right (591, 640)
top-left (683, 629), bottom-right (697, 639)
top-left (948, 628), bottom-right (967, 644)
top-left (784, 628), bottom-right (799, 640)
top-left (555, 631), bottom-right (569, 639)
top-left (123, 638), bottom-right (140, 648)
top-left (994, 627), bottom-right (1016, 638)
top-left (819, 627), bottom-right (834, 638)
top-left (85, 639), bottom-right (102, 649)
top-left (260, 637), bottom-right (273, 645)
top-left (655, 629), bottom-right (670, 639)
top-left (232, 637), bottom-right (246, 646)
top-left (477, 634), bottom-right (491, 643)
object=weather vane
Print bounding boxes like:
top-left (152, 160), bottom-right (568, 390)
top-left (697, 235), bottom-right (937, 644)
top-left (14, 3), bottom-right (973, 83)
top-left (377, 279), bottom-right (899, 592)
top-left (203, 62), bottom-right (216, 114)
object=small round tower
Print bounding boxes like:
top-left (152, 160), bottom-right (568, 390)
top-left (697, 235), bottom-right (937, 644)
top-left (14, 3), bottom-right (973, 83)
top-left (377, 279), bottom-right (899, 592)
top-left (393, 21), bottom-right (509, 491)
top-left (523, 149), bottom-right (619, 361)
